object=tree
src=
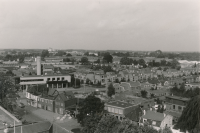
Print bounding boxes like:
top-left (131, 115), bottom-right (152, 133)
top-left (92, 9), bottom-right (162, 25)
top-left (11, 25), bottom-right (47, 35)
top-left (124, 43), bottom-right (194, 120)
top-left (103, 52), bottom-right (113, 63)
top-left (41, 50), bottom-right (49, 57)
top-left (141, 90), bottom-right (147, 98)
top-left (158, 127), bottom-right (173, 133)
top-left (63, 58), bottom-right (71, 62)
top-left (103, 66), bottom-right (113, 74)
top-left (161, 60), bottom-right (167, 66)
top-left (95, 115), bottom-right (121, 133)
top-left (175, 95), bottom-right (200, 133)
top-left (107, 83), bottom-right (115, 97)
top-left (80, 57), bottom-right (89, 65)
top-left (115, 78), bottom-right (119, 83)
top-left (66, 53), bottom-right (72, 56)
top-left (77, 95), bottom-right (104, 126)
top-left (55, 50), bottom-right (66, 56)
top-left (171, 59), bottom-right (179, 69)
top-left (0, 73), bottom-right (19, 112)
top-left (84, 52), bottom-right (89, 56)
top-left (94, 59), bottom-right (100, 64)
top-left (138, 59), bottom-right (146, 67)
top-left (18, 56), bottom-right (24, 63)
top-left (120, 57), bottom-right (133, 65)
top-left (133, 60), bottom-right (138, 65)
top-left (81, 114), bottom-right (103, 133)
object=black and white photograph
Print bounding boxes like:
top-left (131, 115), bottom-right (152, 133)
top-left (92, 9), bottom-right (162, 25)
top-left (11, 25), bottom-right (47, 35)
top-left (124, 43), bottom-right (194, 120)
top-left (0, 0), bottom-right (199, 133)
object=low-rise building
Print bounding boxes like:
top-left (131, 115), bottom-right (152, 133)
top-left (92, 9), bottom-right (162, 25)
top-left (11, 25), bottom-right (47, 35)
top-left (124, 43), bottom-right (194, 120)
top-left (104, 100), bottom-right (141, 121)
top-left (140, 110), bottom-right (173, 130)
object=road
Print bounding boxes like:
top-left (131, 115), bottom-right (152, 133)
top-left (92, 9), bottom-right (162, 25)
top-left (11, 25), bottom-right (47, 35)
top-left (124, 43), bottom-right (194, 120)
top-left (16, 95), bottom-right (81, 133)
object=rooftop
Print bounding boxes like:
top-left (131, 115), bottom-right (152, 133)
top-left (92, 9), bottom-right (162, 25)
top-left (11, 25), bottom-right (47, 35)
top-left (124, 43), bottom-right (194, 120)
top-left (20, 74), bottom-right (70, 78)
top-left (141, 110), bottom-right (165, 121)
top-left (4, 121), bottom-right (52, 133)
top-left (166, 95), bottom-right (190, 101)
top-left (106, 100), bottom-right (135, 108)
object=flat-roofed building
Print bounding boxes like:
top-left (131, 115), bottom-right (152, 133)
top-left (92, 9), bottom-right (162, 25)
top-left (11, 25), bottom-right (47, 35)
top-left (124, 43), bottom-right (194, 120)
top-left (20, 74), bottom-right (71, 92)
top-left (104, 100), bottom-right (141, 121)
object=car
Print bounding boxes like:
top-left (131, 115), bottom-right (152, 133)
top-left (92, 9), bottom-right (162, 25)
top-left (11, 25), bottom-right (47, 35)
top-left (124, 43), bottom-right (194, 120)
top-left (17, 102), bottom-right (25, 108)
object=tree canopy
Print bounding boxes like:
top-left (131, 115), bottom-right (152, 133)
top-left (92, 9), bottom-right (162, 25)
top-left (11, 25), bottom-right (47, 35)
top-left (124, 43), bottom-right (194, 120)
top-left (77, 95), bottom-right (104, 126)
top-left (80, 57), bottom-right (89, 65)
top-left (107, 83), bottom-right (115, 97)
top-left (103, 52), bottom-right (113, 63)
top-left (41, 50), bottom-right (49, 57)
top-left (175, 95), bottom-right (200, 133)
top-left (120, 57), bottom-right (133, 65)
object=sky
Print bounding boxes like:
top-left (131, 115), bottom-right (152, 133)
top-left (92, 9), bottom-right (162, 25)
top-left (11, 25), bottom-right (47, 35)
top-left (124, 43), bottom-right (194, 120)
top-left (0, 0), bottom-right (199, 51)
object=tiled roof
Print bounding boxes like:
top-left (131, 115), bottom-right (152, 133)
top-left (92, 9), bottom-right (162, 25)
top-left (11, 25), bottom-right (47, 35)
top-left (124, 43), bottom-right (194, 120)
top-left (141, 110), bottom-right (165, 121)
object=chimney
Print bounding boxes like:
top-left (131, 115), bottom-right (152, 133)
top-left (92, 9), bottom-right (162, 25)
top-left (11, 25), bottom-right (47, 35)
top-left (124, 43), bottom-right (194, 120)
top-left (143, 110), bottom-right (146, 115)
top-left (37, 56), bottom-right (41, 75)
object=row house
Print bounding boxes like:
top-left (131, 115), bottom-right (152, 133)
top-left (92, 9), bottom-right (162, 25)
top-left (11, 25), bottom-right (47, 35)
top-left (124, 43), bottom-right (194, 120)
top-left (164, 95), bottom-right (189, 121)
top-left (139, 110), bottom-right (173, 130)
top-left (106, 72), bottom-right (117, 82)
top-left (74, 71), bottom-right (106, 85)
top-left (94, 73), bottom-right (106, 85)
top-left (26, 88), bottom-right (41, 108)
top-left (113, 83), bottom-right (125, 93)
top-left (104, 100), bottom-right (142, 122)
top-left (165, 95), bottom-right (190, 120)
top-left (147, 79), bottom-right (162, 89)
top-left (183, 75), bottom-right (200, 83)
top-left (54, 91), bottom-right (76, 114)
top-left (168, 78), bottom-right (184, 86)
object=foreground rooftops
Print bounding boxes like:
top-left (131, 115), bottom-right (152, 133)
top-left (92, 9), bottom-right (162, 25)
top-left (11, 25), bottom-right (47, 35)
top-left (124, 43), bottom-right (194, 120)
top-left (106, 100), bottom-right (135, 108)
top-left (166, 95), bottom-right (190, 101)
top-left (5, 121), bottom-right (52, 133)
top-left (141, 110), bottom-right (165, 121)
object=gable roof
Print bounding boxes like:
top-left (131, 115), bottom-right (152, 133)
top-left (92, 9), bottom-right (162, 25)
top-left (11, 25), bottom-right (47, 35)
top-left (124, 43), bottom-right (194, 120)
top-left (141, 110), bottom-right (165, 122)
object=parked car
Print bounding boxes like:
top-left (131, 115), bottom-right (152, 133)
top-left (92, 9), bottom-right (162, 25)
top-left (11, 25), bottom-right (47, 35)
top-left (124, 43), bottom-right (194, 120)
top-left (17, 102), bottom-right (25, 108)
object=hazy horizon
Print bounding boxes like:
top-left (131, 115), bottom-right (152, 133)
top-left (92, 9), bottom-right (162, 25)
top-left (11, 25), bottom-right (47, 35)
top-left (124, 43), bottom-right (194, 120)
top-left (0, 0), bottom-right (199, 51)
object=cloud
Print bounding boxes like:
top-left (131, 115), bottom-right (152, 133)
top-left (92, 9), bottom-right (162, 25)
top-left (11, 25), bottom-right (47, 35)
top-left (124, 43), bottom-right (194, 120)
top-left (0, 0), bottom-right (199, 51)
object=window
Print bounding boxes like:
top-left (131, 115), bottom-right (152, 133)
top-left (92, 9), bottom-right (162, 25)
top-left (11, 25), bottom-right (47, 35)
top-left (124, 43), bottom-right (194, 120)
top-left (108, 107), bottom-right (111, 112)
top-left (114, 108), bottom-right (119, 114)
top-left (62, 77), bottom-right (65, 81)
top-left (58, 83), bottom-right (62, 88)
top-left (38, 104), bottom-right (41, 108)
top-left (57, 78), bottom-right (60, 81)
top-left (63, 83), bottom-right (66, 88)
top-left (52, 78), bottom-right (55, 81)
top-left (47, 78), bottom-right (50, 81)
top-left (47, 106), bottom-right (51, 111)
top-left (178, 106), bottom-right (182, 111)
top-left (53, 84), bottom-right (57, 88)
top-left (152, 121), bottom-right (156, 125)
top-left (173, 105), bottom-right (175, 109)
top-left (119, 109), bottom-right (123, 114)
